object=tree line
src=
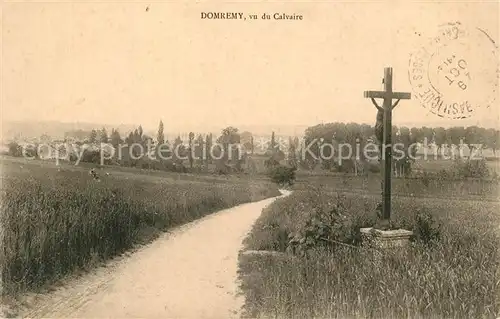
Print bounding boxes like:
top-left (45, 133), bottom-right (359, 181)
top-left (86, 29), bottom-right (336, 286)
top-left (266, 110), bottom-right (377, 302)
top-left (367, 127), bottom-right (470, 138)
top-left (65, 122), bottom-right (500, 158)
top-left (304, 123), bottom-right (500, 153)
top-left (298, 122), bottom-right (500, 176)
top-left (8, 120), bottom-right (498, 176)
top-left (65, 122), bottom-right (244, 174)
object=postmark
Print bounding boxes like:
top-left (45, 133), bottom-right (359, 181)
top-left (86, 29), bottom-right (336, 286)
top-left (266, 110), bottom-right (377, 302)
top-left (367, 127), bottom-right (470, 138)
top-left (408, 22), bottom-right (499, 119)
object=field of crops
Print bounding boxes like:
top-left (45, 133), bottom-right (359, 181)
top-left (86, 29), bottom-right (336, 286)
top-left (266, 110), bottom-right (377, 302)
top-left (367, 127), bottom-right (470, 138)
top-left (293, 173), bottom-right (500, 200)
top-left (239, 187), bottom-right (500, 318)
top-left (0, 158), bottom-right (280, 295)
top-left (248, 153), bottom-right (500, 175)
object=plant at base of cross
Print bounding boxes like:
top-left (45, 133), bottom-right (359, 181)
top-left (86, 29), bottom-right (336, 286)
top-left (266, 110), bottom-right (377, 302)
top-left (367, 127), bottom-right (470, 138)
top-left (286, 192), bottom-right (362, 256)
top-left (413, 208), bottom-right (441, 247)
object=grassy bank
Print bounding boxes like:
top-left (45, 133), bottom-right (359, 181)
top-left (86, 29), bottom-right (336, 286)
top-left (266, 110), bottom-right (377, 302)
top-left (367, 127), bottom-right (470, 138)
top-left (0, 159), bottom-right (280, 295)
top-left (239, 188), bottom-right (500, 318)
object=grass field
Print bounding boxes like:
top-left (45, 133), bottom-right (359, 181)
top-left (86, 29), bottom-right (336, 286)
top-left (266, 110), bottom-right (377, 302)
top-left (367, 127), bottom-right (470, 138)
top-left (0, 157), bottom-right (280, 295)
top-left (248, 153), bottom-right (500, 180)
top-left (239, 187), bottom-right (500, 318)
top-left (413, 157), bottom-right (500, 173)
top-left (292, 173), bottom-right (500, 201)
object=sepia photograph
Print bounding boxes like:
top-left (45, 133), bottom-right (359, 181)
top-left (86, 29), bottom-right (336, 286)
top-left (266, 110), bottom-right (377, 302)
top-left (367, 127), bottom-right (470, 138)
top-left (0, 1), bottom-right (499, 318)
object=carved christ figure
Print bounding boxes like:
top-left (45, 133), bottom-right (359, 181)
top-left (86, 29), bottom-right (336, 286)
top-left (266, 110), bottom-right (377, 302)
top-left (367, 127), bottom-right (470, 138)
top-left (375, 78), bottom-right (385, 145)
top-left (374, 102), bottom-right (384, 145)
top-left (370, 97), bottom-right (400, 145)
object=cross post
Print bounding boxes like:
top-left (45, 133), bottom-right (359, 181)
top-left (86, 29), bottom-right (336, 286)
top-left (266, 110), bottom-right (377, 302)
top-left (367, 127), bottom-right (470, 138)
top-left (364, 67), bottom-right (411, 222)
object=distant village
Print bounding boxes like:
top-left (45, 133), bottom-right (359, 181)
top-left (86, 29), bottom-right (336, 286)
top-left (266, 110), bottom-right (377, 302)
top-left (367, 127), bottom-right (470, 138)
top-left (2, 127), bottom-right (496, 163)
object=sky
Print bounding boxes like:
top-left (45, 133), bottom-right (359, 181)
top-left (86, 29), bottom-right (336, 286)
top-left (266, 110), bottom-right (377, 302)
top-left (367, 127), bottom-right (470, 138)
top-left (2, 0), bottom-right (499, 133)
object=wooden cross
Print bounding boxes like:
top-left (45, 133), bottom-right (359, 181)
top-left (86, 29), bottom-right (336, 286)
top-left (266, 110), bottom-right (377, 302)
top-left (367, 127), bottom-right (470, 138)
top-left (364, 67), bottom-right (411, 222)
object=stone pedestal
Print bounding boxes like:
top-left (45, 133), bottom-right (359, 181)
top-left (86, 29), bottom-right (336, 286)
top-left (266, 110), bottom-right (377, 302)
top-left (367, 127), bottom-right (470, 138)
top-left (360, 227), bottom-right (413, 267)
top-left (360, 227), bottom-right (413, 249)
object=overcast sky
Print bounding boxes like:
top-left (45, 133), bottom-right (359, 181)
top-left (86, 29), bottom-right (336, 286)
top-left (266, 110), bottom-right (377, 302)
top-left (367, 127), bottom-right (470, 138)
top-left (2, 1), bottom-right (499, 132)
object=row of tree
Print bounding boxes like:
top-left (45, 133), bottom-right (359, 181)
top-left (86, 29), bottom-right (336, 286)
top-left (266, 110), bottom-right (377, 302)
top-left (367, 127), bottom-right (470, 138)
top-left (298, 122), bottom-right (500, 175)
top-left (304, 123), bottom-right (500, 153)
top-left (60, 121), bottom-right (499, 175)
top-left (65, 122), bottom-right (500, 157)
top-left (77, 122), bottom-right (241, 173)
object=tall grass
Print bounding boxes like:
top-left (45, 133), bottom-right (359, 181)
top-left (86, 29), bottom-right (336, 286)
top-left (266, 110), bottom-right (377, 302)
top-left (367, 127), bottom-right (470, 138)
top-left (0, 161), bottom-right (280, 295)
top-left (239, 188), bottom-right (500, 318)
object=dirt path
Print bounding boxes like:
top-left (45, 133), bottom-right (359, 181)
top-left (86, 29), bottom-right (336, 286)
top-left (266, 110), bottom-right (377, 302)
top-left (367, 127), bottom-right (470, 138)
top-left (17, 190), bottom-right (290, 319)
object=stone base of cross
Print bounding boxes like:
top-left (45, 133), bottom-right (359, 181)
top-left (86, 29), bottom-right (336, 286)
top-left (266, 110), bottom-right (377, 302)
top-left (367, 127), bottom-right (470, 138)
top-left (364, 67), bottom-right (411, 224)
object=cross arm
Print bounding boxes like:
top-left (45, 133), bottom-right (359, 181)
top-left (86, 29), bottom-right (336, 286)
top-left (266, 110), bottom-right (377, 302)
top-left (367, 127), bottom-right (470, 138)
top-left (394, 92), bottom-right (411, 100)
top-left (364, 91), bottom-right (385, 99)
top-left (364, 91), bottom-right (411, 100)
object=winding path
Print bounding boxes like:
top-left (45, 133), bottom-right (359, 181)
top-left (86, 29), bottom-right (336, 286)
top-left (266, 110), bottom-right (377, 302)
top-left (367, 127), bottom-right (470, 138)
top-left (19, 191), bottom-right (289, 319)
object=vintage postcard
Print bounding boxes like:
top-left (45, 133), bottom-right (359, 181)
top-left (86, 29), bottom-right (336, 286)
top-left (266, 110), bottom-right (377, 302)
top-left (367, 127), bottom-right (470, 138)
top-left (1, 1), bottom-right (499, 318)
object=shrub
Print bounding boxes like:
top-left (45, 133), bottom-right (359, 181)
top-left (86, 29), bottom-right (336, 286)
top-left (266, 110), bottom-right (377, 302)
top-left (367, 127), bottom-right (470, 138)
top-left (268, 165), bottom-right (296, 187)
top-left (22, 144), bottom-right (39, 159)
top-left (412, 208), bottom-right (441, 246)
top-left (287, 192), bottom-right (373, 255)
top-left (8, 142), bottom-right (22, 157)
top-left (287, 193), bottom-right (347, 255)
top-left (452, 158), bottom-right (490, 178)
top-left (80, 149), bottom-right (103, 164)
top-left (264, 158), bottom-right (280, 170)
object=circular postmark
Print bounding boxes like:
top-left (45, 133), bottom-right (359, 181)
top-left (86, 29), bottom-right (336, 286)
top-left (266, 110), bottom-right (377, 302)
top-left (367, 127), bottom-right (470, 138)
top-left (408, 22), bottom-right (499, 119)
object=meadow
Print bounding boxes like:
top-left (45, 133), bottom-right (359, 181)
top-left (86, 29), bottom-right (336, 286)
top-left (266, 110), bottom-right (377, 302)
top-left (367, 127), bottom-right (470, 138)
top-left (0, 157), bottom-right (280, 295)
top-left (293, 173), bottom-right (499, 200)
top-left (239, 186), bottom-right (500, 318)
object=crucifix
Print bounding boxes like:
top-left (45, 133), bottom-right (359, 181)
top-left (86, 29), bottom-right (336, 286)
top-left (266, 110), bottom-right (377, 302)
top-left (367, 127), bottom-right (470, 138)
top-left (364, 67), bottom-right (411, 222)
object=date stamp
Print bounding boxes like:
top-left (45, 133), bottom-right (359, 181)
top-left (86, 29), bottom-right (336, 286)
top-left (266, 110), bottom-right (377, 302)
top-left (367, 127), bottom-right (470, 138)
top-left (408, 22), bottom-right (499, 119)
